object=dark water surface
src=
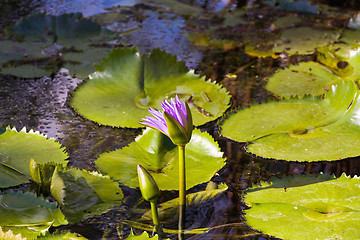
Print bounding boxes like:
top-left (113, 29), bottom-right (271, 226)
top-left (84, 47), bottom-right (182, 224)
top-left (1, 0), bottom-right (360, 239)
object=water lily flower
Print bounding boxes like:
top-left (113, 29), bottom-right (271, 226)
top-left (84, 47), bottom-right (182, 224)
top-left (139, 95), bottom-right (193, 146)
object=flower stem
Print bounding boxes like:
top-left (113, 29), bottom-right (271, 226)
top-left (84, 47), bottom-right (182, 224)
top-left (178, 145), bottom-right (186, 239)
top-left (150, 201), bottom-right (160, 235)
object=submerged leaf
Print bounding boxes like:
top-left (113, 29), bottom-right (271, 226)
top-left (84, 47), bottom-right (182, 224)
top-left (220, 80), bottom-right (360, 161)
top-left (141, 182), bottom-right (228, 221)
top-left (1, 13), bottom-right (115, 78)
top-left (244, 174), bottom-right (360, 240)
top-left (0, 191), bottom-right (67, 239)
top-left (70, 47), bottom-right (230, 127)
top-left (96, 128), bottom-right (225, 190)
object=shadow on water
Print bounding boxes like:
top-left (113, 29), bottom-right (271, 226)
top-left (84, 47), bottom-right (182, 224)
top-left (1, 0), bottom-right (360, 239)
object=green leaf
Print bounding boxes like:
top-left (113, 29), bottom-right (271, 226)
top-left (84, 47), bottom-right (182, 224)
top-left (267, 43), bottom-right (360, 98)
top-left (220, 80), bottom-right (360, 161)
top-left (70, 47), bottom-right (230, 128)
top-left (60, 168), bottom-right (124, 224)
top-left (244, 174), bottom-right (360, 240)
top-left (0, 126), bottom-right (68, 179)
top-left (266, 61), bottom-right (339, 98)
top-left (272, 26), bottom-right (340, 55)
top-left (0, 191), bottom-right (67, 239)
top-left (0, 164), bottom-right (29, 188)
top-left (37, 231), bottom-right (88, 239)
top-left (96, 128), bottom-right (225, 190)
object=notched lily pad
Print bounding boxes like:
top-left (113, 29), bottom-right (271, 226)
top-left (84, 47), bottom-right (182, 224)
top-left (70, 47), bottom-right (230, 127)
top-left (244, 174), bottom-right (360, 240)
top-left (1, 13), bottom-right (117, 78)
top-left (220, 80), bottom-right (360, 161)
top-left (0, 191), bottom-right (67, 239)
top-left (266, 44), bottom-right (360, 98)
top-left (60, 167), bottom-right (124, 224)
top-left (272, 26), bottom-right (340, 55)
top-left (0, 126), bottom-right (68, 183)
top-left (96, 128), bottom-right (226, 190)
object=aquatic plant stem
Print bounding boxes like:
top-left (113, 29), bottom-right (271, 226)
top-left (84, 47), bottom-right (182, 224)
top-left (150, 201), bottom-right (161, 235)
top-left (178, 145), bottom-right (186, 239)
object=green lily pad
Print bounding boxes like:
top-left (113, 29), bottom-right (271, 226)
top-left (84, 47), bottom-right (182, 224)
top-left (60, 168), bottom-right (124, 224)
top-left (266, 44), bottom-right (360, 98)
top-left (70, 47), bottom-right (230, 128)
top-left (96, 128), bottom-right (225, 190)
top-left (1, 13), bottom-right (115, 78)
top-left (0, 164), bottom-right (29, 188)
top-left (244, 174), bottom-right (360, 240)
top-left (266, 61), bottom-right (339, 98)
top-left (272, 26), bottom-right (340, 55)
top-left (0, 126), bottom-right (68, 180)
top-left (38, 231), bottom-right (87, 239)
top-left (0, 191), bottom-right (67, 239)
top-left (220, 80), bottom-right (360, 161)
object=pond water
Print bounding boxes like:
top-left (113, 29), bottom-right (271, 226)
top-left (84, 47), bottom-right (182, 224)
top-left (1, 0), bottom-right (360, 239)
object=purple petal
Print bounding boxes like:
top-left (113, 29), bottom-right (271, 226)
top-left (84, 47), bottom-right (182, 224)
top-left (139, 116), bottom-right (169, 135)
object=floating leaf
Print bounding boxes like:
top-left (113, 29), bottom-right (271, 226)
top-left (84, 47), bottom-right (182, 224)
top-left (0, 191), bottom-right (67, 239)
top-left (244, 174), bottom-right (360, 240)
top-left (220, 80), bottom-right (360, 161)
top-left (70, 47), bottom-right (230, 127)
top-left (0, 126), bottom-right (68, 179)
top-left (272, 26), bottom-right (340, 55)
top-left (60, 168), bottom-right (124, 223)
top-left (266, 61), bottom-right (339, 98)
top-left (267, 44), bottom-right (360, 98)
top-left (96, 128), bottom-right (225, 190)
top-left (1, 13), bottom-right (116, 78)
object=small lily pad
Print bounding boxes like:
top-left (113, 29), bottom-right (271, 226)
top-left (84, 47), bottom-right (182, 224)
top-left (0, 126), bottom-right (68, 179)
top-left (0, 191), bottom-right (67, 239)
top-left (266, 44), bottom-right (360, 98)
top-left (244, 174), bottom-right (360, 240)
top-left (272, 26), bottom-right (340, 55)
top-left (96, 128), bottom-right (225, 190)
top-left (70, 47), bottom-right (230, 127)
top-left (220, 80), bottom-right (360, 161)
top-left (60, 168), bottom-right (124, 224)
